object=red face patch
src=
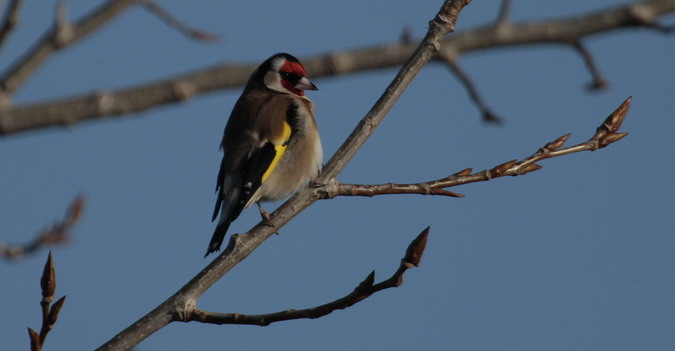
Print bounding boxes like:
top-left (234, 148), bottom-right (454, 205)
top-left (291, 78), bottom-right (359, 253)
top-left (280, 61), bottom-right (307, 77)
top-left (279, 61), bottom-right (307, 96)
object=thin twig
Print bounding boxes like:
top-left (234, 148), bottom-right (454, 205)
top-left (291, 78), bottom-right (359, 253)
top-left (496, 0), bottom-right (511, 26)
top-left (28, 251), bottom-right (67, 351)
top-left (0, 0), bottom-right (136, 100)
top-left (139, 0), bottom-right (220, 43)
top-left (188, 228), bottom-right (429, 326)
top-left (317, 97), bottom-right (631, 200)
top-left (0, 0), bottom-right (22, 50)
top-left (436, 52), bottom-right (502, 123)
top-left (573, 41), bottom-right (608, 90)
top-left (1, 194), bottom-right (85, 261)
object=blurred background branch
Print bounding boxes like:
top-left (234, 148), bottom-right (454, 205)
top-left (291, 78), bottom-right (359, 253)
top-left (1, 195), bottom-right (84, 262)
top-left (0, 0), bottom-right (673, 136)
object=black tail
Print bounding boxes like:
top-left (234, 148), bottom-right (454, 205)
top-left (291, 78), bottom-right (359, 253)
top-left (205, 220), bottom-right (232, 257)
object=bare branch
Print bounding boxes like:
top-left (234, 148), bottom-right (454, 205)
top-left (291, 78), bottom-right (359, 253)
top-left (187, 227), bottom-right (430, 326)
top-left (435, 52), bottom-right (502, 123)
top-left (0, 0), bottom-right (136, 99)
top-left (318, 98), bottom-right (631, 200)
top-left (496, 0), bottom-right (511, 26)
top-left (0, 0), bottom-right (671, 136)
top-left (573, 41), bottom-right (608, 90)
top-left (335, 180), bottom-right (465, 198)
top-left (28, 251), bottom-right (66, 351)
top-left (95, 2), bottom-right (470, 350)
top-left (0, 0), bottom-right (22, 50)
top-left (1, 194), bottom-right (85, 261)
top-left (139, 0), bottom-right (220, 43)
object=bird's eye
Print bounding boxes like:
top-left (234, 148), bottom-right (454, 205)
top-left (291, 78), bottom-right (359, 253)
top-left (280, 72), bottom-right (295, 80)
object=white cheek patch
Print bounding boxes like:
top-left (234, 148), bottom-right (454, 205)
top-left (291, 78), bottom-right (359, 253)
top-left (264, 71), bottom-right (288, 94)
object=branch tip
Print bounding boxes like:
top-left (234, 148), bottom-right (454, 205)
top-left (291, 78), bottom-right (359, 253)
top-left (453, 168), bottom-right (473, 177)
top-left (54, 1), bottom-right (74, 48)
top-left (27, 327), bottom-right (39, 351)
top-left (435, 189), bottom-right (464, 197)
top-left (356, 271), bottom-right (376, 292)
top-left (404, 227), bottom-right (430, 267)
top-left (593, 97), bottom-right (631, 145)
top-left (545, 133), bottom-right (571, 150)
top-left (400, 25), bottom-right (413, 44)
top-left (482, 110), bottom-right (503, 124)
top-left (47, 296), bottom-right (66, 326)
top-left (40, 251), bottom-right (56, 300)
top-left (521, 163), bottom-right (543, 174)
top-left (65, 194), bottom-right (85, 226)
top-left (140, 0), bottom-right (221, 43)
top-left (602, 132), bottom-right (629, 146)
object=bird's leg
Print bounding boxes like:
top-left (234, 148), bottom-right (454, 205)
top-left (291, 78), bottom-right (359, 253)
top-left (257, 202), bottom-right (275, 227)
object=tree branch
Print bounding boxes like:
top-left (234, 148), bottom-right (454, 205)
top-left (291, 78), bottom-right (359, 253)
top-left (1, 0), bottom-right (672, 136)
top-left (320, 97), bottom-right (630, 199)
top-left (27, 251), bottom-right (67, 351)
top-left (435, 51), bottom-right (502, 123)
top-left (573, 41), bottom-right (608, 90)
top-left (0, 0), bottom-right (137, 100)
top-left (187, 227), bottom-right (429, 326)
top-left (138, 0), bottom-right (220, 43)
top-left (496, 0), bottom-right (511, 26)
top-left (95, 1), bottom-right (470, 350)
top-left (1, 194), bottom-right (85, 262)
top-left (0, 0), bottom-right (22, 51)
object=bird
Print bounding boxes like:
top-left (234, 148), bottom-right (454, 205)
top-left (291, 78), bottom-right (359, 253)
top-left (206, 53), bottom-right (322, 256)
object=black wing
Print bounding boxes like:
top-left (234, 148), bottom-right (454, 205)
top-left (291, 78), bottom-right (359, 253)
top-left (206, 141), bottom-right (277, 256)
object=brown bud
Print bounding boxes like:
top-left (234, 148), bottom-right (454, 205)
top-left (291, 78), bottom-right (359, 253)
top-left (601, 132), bottom-right (629, 147)
top-left (453, 168), bottom-right (472, 177)
top-left (356, 271), bottom-right (375, 293)
top-left (521, 163), bottom-right (543, 175)
top-left (27, 327), bottom-right (40, 351)
top-left (40, 252), bottom-right (56, 301)
top-left (598, 97), bottom-right (631, 135)
top-left (607, 97), bottom-right (631, 130)
top-left (404, 227), bottom-right (430, 267)
top-left (545, 133), bottom-right (571, 151)
top-left (47, 296), bottom-right (67, 326)
top-left (434, 189), bottom-right (464, 198)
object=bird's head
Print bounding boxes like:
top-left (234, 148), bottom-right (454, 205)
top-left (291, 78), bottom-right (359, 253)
top-left (256, 53), bottom-right (317, 97)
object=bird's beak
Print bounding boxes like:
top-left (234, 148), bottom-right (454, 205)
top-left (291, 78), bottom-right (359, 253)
top-left (295, 76), bottom-right (318, 91)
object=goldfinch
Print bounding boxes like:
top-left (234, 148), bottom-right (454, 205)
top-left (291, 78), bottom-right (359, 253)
top-left (206, 53), bottom-right (322, 256)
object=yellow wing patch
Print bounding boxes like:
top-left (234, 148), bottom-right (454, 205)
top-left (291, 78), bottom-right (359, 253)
top-left (261, 121), bottom-right (292, 183)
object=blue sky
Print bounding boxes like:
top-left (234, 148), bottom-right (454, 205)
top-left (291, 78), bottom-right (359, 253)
top-left (1, 1), bottom-right (674, 350)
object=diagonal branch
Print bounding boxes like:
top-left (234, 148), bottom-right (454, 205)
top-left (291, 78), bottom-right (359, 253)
top-left (95, 2), bottom-right (471, 350)
top-left (573, 41), bottom-right (608, 90)
top-left (138, 0), bottom-right (220, 43)
top-left (1, 0), bottom-right (672, 136)
top-left (0, 0), bottom-right (137, 99)
top-left (1, 194), bottom-right (85, 262)
top-left (318, 97), bottom-right (631, 200)
top-left (0, 0), bottom-right (22, 51)
top-left (435, 51), bottom-right (502, 123)
top-left (187, 227), bottom-right (429, 326)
